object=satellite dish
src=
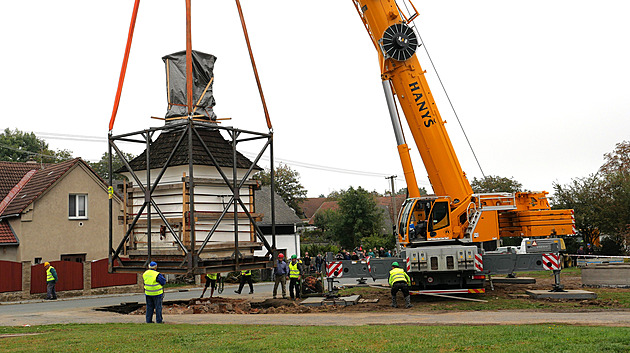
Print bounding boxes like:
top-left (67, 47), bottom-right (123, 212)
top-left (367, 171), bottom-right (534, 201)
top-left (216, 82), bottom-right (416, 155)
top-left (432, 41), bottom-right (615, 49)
top-left (381, 23), bottom-right (418, 61)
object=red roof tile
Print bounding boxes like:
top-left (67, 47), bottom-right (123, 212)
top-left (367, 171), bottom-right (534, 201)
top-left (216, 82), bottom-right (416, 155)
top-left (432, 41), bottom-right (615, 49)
top-left (0, 220), bottom-right (18, 244)
top-left (308, 201), bottom-right (340, 225)
top-left (0, 161), bottom-right (41, 200)
top-left (300, 197), bottom-right (327, 219)
top-left (1, 158), bottom-right (80, 216)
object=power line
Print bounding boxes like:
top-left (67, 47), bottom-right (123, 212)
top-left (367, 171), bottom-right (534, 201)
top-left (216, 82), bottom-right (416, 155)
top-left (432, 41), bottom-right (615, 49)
top-left (242, 151), bottom-right (432, 186)
top-left (0, 143), bottom-right (67, 161)
top-left (13, 130), bottom-right (433, 186)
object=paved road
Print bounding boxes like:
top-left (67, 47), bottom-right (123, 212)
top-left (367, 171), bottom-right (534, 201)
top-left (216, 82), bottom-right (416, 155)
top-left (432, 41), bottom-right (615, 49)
top-left (2, 279), bottom-right (630, 327)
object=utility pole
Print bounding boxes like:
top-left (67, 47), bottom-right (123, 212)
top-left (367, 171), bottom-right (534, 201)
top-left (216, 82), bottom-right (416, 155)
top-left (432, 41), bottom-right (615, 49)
top-left (385, 175), bottom-right (397, 227)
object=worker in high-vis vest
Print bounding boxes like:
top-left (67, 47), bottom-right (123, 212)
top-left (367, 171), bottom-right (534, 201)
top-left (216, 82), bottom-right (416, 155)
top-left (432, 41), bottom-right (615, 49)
top-left (200, 272), bottom-right (220, 298)
top-left (234, 269), bottom-right (254, 294)
top-left (143, 261), bottom-right (166, 323)
top-left (388, 262), bottom-right (412, 308)
top-left (44, 262), bottom-right (58, 300)
top-left (288, 255), bottom-right (302, 300)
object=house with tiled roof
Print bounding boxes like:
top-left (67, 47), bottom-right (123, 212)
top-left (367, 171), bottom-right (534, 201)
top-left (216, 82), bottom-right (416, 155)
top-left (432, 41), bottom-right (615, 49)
top-left (0, 159), bottom-right (124, 263)
top-left (300, 197), bottom-right (327, 221)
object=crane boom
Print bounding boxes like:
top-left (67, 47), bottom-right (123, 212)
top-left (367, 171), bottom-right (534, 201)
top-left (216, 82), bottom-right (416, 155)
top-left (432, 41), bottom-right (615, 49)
top-left (353, 0), bottom-right (575, 247)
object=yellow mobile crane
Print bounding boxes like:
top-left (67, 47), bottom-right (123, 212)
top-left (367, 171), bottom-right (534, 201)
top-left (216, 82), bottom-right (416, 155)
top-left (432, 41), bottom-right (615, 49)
top-left (349, 0), bottom-right (574, 291)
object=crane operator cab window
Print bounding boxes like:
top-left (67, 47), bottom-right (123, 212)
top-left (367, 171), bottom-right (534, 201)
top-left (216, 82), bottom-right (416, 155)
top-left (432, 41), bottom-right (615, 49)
top-left (428, 201), bottom-right (450, 237)
top-left (399, 199), bottom-right (431, 242)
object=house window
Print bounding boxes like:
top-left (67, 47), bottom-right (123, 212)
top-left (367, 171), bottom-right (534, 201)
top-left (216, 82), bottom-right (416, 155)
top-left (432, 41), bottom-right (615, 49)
top-left (69, 194), bottom-right (88, 219)
top-left (61, 253), bottom-right (86, 263)
top-left (34, 257), bottom-right (42, 264)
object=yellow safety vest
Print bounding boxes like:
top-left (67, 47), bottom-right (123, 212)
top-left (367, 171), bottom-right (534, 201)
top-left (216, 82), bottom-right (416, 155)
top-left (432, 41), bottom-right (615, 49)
top-left (46, 266), bottom-right (55, 282)
top-left (241, 270), bottom-right (251, 276)
top-left (206, 273), bottom-right (217, 280)
top-left (388, 268), bottom-right (410, 286)
top-left (143, 269), bottom-right (164, 296)
top-left (289, 262), bottom-right (300, 279)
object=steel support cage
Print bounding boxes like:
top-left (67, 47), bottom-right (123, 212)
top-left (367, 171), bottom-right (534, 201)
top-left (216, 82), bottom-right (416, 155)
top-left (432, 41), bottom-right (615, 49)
top-left (107, 119), bottom-right (277, 274)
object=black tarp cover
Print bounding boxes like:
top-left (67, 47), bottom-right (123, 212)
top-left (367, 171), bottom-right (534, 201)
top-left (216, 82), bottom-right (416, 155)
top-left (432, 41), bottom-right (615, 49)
top-left (162, 50), bottom-right (217, 120)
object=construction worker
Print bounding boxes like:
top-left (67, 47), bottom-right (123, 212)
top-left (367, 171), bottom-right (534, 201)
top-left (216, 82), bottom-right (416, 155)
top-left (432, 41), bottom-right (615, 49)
top-left (44, 262), bottom-right (58, 300)
top-left (389, 262), bottom-right (412, 308)
top-left (143, 261), bottom-right (166, 323)
top-left (288, 254), bottom-right (302, 300)
top-left (200, 272), bottom-right (219, 298)
top-left (273, 253), bottom-right (289, 299)
top-left (234, 269), bottom-right (254, 294)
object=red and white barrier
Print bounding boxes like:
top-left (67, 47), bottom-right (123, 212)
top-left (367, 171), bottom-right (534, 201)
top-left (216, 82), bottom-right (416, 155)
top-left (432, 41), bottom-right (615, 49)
top-left (326, 261), bottom-right (343, 278)
top-left (542, 253), bottom-right (561, 271)
top-left (405, 256), bottom-right (411, 272)
top-left (474, 254), bottom-right (483, 272)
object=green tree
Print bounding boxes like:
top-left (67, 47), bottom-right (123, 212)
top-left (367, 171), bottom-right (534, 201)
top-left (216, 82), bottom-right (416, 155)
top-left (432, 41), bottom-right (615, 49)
top-left (599, 141), bottom-right (630, 176)
top-left (552, 175), bottom-right (602, 246)
top-left (254, 163), bottom-right (307, 215)
top-left (88, 152), bottom-right (136, 181)
top-left (331, 186), bottom-right (385, 249)
top-left (0, 128), bottom-right (72, 163)
top-left (313, 208), bottom-right (338, 234)
top-left (471, 175), bottom-right (523, 193)
top-left (325, 190), bottom-right (345, 201)
top-left (552, 141), bottom-right (630, 254)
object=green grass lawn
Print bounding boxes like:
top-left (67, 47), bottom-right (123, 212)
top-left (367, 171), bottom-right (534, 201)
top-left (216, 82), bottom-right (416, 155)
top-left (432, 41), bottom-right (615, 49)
top-left (1, 324), bottom-right (629, 352)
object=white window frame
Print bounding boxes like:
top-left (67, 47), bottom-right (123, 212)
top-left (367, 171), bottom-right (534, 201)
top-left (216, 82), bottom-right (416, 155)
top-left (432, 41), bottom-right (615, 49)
top-left (69, 194), bottom-right (88, 220)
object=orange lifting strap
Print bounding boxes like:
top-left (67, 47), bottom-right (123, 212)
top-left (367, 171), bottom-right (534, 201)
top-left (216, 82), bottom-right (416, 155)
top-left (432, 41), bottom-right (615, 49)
top-left (108, 0), bottom-right (273, 132)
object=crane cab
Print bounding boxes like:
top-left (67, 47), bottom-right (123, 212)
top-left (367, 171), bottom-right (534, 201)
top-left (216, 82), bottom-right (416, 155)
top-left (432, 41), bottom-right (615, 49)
top-left (397, 196), bottom-right (453, 245)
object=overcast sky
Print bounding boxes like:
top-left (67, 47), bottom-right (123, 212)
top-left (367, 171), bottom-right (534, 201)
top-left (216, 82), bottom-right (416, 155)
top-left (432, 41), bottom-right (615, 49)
top-left (2, 1), bottom-right (629, 198)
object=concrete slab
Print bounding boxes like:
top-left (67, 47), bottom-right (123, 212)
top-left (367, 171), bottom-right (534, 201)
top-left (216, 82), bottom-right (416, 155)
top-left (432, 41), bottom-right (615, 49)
top-left (491, 277), bottom-right (536, 284)
top-left (582, 264), bottom-right (630, 288)
top-left (525, 290), bottom-right (597, 300)
top-left (301, 295), bottom-right (361, 307)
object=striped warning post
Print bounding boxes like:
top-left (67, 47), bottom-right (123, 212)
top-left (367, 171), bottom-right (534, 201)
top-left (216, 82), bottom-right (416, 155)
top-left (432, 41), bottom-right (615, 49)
top-left (405, 256), bottom-right (411, 272)
top-left (474, 254), bottom-right (483, 272)
top-left (542, 253), bottom-right (560, 271)
top-left (468, 288), bottom-right (485, 294)
top-left (366, 256), bottom-right (371, 273)
top-left (326, 261), bottom-right (343, 278)
top-left (571, 210), bottom-right (577, 234)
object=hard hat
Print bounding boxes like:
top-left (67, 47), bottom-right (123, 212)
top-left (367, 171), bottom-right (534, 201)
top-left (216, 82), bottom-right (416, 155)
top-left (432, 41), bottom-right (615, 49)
top-left (291, 254), bottom-right (297, 259)
top-left (391, 261), bottom-right (399, 267)
top-left (44, 262), bottom-right (50, 266)
top-left (278, 253), bottom-right (284, 258)
top-left (149, 261), bottom-right (157, 268)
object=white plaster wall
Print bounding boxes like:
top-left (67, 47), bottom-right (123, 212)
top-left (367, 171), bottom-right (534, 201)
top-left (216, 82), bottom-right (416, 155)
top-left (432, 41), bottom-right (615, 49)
top-left (254, 233), bottom-right (301, 259)
top-left (122, 166), bottom-right (255, 249)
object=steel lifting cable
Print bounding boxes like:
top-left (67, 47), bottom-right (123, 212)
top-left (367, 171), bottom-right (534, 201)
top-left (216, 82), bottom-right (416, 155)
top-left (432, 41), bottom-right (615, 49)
top-left (235, 0), bottom-right (273, 132)
top-left (414, 29), bottom-right (486, 179)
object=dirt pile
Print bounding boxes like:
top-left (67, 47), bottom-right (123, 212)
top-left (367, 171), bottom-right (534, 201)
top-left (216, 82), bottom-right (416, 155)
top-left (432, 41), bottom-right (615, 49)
top-left (130, 297), bottom-right (344, 315)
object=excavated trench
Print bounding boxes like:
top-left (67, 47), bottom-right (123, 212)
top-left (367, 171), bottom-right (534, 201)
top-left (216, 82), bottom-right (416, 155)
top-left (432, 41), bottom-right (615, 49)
top-left (96, 297), bottom-right (337, 315)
